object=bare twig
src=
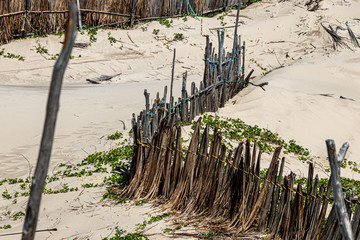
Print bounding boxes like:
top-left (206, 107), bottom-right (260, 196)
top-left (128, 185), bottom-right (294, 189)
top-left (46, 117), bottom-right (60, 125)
top-left (21, 154), bottom-right (32, 179)
top-left (0, 228), bottom-right (57, 237)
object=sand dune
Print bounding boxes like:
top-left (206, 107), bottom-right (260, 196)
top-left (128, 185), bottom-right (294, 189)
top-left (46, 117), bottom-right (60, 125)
top-left (0, 0), bottom-right (360, 238)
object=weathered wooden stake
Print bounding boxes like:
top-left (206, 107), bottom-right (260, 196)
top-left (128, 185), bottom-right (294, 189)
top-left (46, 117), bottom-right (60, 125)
top-left (22, 3), bottom-right (78, 240)
top-left (144, 89), bottom-right (150, 142)
top-left (170, 48), bottom-right (176, 107)
top-left (22, 0), bottom-right (32, 38)
top-left (326, 139), bottom-right (354, 240)
top-left (129, 0), bottom-right (138, 27)
top-left (76, 0), bottom-right (83, 30)
top-left (242, 41), bottom-right (245, 77)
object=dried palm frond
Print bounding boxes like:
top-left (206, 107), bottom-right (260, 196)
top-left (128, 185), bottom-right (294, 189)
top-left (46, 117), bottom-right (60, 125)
top-left (346, 22), bottom-right (360, 48)
top-left (321, 23), bottom-right (351, 49)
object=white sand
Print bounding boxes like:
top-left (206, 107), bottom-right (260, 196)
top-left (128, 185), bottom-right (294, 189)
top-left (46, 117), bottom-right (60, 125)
top-left (0, 0), bottom-right (360, 238)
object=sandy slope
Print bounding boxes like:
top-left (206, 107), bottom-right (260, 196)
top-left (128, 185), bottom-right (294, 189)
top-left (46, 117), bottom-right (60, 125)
top-left (0, 0), bottom-right (360, 238)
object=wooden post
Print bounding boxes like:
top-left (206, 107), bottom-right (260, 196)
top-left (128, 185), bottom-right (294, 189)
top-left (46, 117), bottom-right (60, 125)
top-left (217, 29), bottom-right (224, 80)
top-left (76, 0), bottom-right (83, 30)
top-left (242, 41), bottom-right (245, 78)
top-left (144, 89), bottom-right (150, 142)
top-left (21, 3), bottom-right (78, 240)
top-left (326, 139), bottom-right (354, 240)
top-left (190, 82), bottom-right (195, 121)
top-left (170, 48), bottom-right (176, 107)
top-left (203, 35), bottom-right (210, 87)
top-left (22, 0), bottom-right (32, 38)
top-left (227, 0), bottom-right (241, 84)
top-left (181, 71), bottom-right (188, 122)
top-left (129, 0), bottom-right (138, 27)
top-left (179, 0), bottom-right (183, 15)
top-left (48, 0), bottom-right (55, 32)
top-left (218, 29), bottom-right (227, 108)
top-left (163, 85), bottom-right (168, 103)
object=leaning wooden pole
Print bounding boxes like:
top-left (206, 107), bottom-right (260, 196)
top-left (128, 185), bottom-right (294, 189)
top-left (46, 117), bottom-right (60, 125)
top-left (22, 3), bottom-right (78, 240)
top-left (326, 139), bottom-right (354, 240)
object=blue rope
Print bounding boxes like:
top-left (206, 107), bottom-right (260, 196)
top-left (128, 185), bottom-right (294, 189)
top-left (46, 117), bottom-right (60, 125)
top-left (204, 53), bottom-right (238, 71)
top-left (187, 0), bottom-right (200, 21)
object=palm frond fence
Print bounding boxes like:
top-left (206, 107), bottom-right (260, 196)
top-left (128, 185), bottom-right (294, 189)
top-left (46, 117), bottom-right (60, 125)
top-left (0, 0), bottom-right (242, 44)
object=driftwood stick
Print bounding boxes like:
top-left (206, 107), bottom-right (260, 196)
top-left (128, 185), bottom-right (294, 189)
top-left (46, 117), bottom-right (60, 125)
top-left (21, 3), bottom-right (77, 240)
top-left (326, 139), bottom-right (354, 240)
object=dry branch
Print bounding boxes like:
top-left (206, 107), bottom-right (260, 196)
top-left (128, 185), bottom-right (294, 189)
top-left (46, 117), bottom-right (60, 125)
top-left (21, 3), bottom-right (77, 240)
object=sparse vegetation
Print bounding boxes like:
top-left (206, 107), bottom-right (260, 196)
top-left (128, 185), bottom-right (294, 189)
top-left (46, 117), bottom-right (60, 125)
top-left (2, 52), bottom-right (25, 61)
top-left (107, 131), bottom-right (123, 140)
top-left (0, 135), bottom-right (133, 204)
top-left (136, 213), bottom-right (169, 231)
top-left (0, 224), bottom-right (12, 230)
top-left (190, 114), bottom-right (311, 161)
top-left (55, 31), bottom-right (65, 37)
top-left (31, 29), bottom-right (47, 38)
top-left (135, 198), bottom-right (148, 206)
top-left (173, 33), bottom-right (184, 41)
top-left (250, 58), bottom-right (271, 76)
top-left (83, 27), bottom-right (98, 43)
top-left (102, 228), bottom-right (148, 240)
top-left (152, 29), bottom-right (160, 35)
top-left (108, 32), bottom-right (117, 44)
top-left (35, 43), bottom-right (48, 55)
top-left (159, 17), bottom-right (171, 28)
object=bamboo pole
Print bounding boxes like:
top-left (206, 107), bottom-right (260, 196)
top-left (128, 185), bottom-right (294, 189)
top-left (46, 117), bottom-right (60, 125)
top-left (21, 3), bottom-right (78, 240)
top-left (326, 139), bottom-right (354, 240)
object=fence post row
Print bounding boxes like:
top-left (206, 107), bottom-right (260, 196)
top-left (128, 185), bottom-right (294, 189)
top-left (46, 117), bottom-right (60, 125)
top-left (120, 2), bottom-right (359, 239)
top-left (124, 115), bottom-right (360, 239)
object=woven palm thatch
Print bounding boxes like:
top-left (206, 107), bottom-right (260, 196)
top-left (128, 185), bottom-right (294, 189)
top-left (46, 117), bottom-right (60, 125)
top-left (0, 0), bottom-right (25, 44)
top-left (0, 0), bottom-right (242, 44)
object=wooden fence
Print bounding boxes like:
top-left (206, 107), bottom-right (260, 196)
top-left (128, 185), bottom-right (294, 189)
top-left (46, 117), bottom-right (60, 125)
top-left (122, 117), bottom-right (360, 239)
top-left (135, 29), bottom-right (253, 144)
top-left (116, 9), bottom-right (360, 239)
top-left (0, 0), bottom-right (242, 44)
